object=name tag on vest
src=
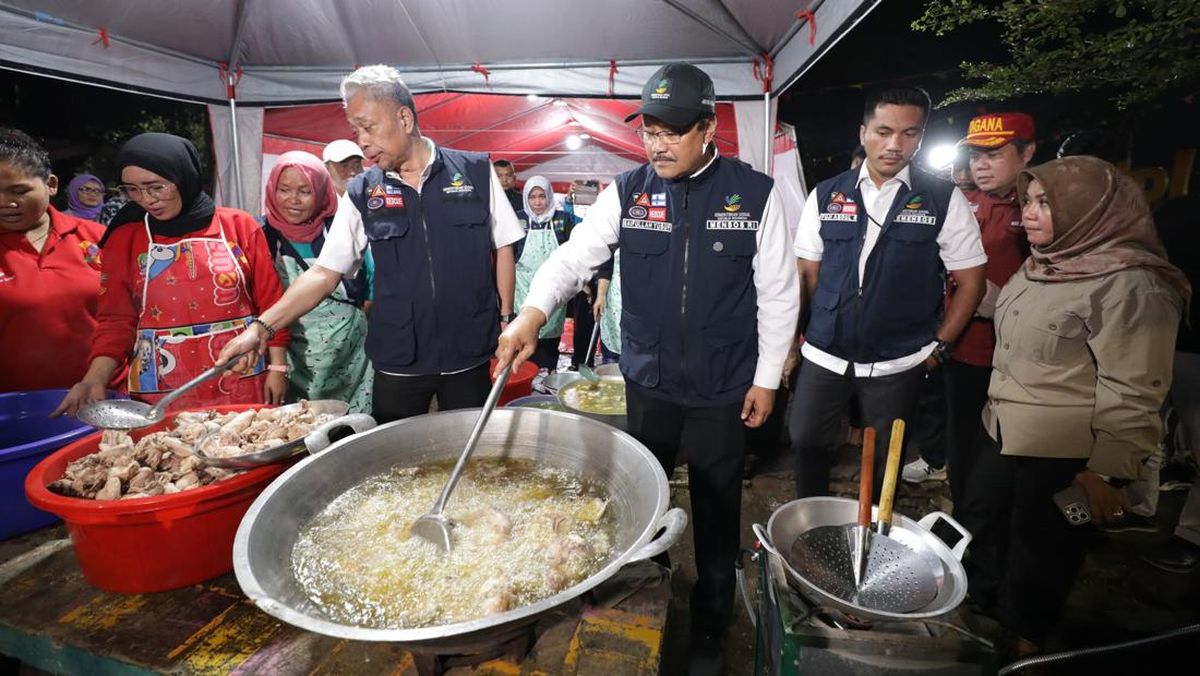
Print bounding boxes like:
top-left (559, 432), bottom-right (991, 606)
top-left (621, 218), bottom-right (673, 232)
top-left (819, 213), bottom-right (857, 222)
top-left (894, 213), bottom-right (937, 225)
top-left (706, 219), bottom-right (759, 230)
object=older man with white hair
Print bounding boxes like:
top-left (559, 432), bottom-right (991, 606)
top-left (219, 65), bottom-right (521, 421)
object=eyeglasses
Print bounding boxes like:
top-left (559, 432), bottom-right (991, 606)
top-left (635, 128), bottom-right (686, 146)
top-left (119, 183), bottom-right (174, 201)
top-left (77, 186), bottom-right (104, 195)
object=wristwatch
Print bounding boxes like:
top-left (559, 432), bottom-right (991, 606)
top-left (499, 312), bottom-right (517, 323)
top-left (931, 340), bottom-right (954, 365)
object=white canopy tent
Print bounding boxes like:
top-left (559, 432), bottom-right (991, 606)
top-left (0, 0), bottom-right (879, 207)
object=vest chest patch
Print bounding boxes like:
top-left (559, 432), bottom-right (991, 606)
top-left (621, 218), bottom-right (673, 232)
top-left (630, 192), bottom-right (669, 221)
top-left (706, 219), bottom-right (759, 230)
top-left (442, 172), bottom-right (475, 196)
top-left (709, 194), bottom-right (758, 230)
top-left (826, 191), bottom-right (858, 216)
top-left (819, 213), bottom-right (858, 222)
top-left (894, 210), bottom-right (937, 225)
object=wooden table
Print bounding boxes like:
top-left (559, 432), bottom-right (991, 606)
top-left (0, 529), bottom-right (670, 675)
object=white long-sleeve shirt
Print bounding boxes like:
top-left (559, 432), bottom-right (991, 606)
top-left (523, 160), bottom-right (799, 391)
top-left (793, 163), bottom-right (986, 377)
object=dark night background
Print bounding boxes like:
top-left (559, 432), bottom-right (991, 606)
top-left (1, 0), bottom-right (1197, 206)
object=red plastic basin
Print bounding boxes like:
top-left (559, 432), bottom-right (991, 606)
top-left (490, 358), bottom-right (537, 405)
top-left (24, 404), bottom-right (295, 593)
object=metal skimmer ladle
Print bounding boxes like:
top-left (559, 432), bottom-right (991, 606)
top-left (410, 363), bottom-right (512, 552)
top-left (75, 357), bottom-right (245, 431)
top-left (577, 319), bottom-right (603, 386)
top-left (787, 419), bottom-right (942, 614)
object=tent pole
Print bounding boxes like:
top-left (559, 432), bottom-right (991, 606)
top-left (227, 73), bottom-right (244, 209)
top-left (763, 91), bottom-right (772, 175)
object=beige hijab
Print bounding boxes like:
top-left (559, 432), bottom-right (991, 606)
top-left (1018, 155), bottom-right (1191, 302)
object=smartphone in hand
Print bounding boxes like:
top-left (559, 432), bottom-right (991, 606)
top-left (1053, 485), bottom-right (1092, 526)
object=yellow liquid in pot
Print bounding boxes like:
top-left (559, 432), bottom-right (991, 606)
top-left (291, 458), bottom-right (615, 629)
top-left (561, 381), bottom-right (626, 415)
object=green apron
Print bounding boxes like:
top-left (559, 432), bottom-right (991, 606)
top-left (514, 220), bottom-right (568, 340)
top-left (599, 251), bottom-right (622, 355)
top-left (274, 253), bottom-right (374, 414)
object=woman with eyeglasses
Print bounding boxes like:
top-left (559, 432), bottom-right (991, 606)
top-left (63, 173), bottom-right (106, 222)
top-left (54, 132), bottom-right (289, 416)
top-left (0, 128), bottom-right (116, 392)
top-left (260, 151), bottom-right (374, 413)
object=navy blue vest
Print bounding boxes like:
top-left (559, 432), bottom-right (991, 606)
top-left (347, 147), bottom-right (497, 374)
top-left (616, 156), bottom-right (772, 405)
top-left (805, 167), bottom-right (955, 363)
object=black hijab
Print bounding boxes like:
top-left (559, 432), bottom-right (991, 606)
top-left (101, 133), bottom-right (216, 246)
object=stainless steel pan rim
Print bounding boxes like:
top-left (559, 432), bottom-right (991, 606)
top-left (754, 496), bottom-right (971, 622)
top-left (233, 407), bottom-right (686, 647)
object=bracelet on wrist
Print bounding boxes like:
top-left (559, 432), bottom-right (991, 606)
top-left (266, 364), bottom-right (289, 374)
top-left (932, 339), bottom-right (954, 365)
top-left (250, 318), bottom-right (277, 341)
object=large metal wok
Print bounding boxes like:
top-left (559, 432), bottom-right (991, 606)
top-left (233, 407), bottom-right (686, 653)
top-left (754, 497), bottom-right (971, 622)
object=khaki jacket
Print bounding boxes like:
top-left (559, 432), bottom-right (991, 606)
top-left (982, 267), bottom-right (1182, 479)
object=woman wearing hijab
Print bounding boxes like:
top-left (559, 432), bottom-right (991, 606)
top-left (0, 129), bottom-right (114, 392)
top-left (957, 156), bottom-right (1188, 657)
top-left (63, 173), bottom-right (106, 222)
top-left (54, 133), bottom-right (289, 416)
top-left (512, 176), bottom-right (575, 373)
top-left (262, 151), bottom-right (374, 413)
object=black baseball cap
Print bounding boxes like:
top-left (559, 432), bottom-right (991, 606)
top-left (624, 63), bottom-right (716, 128)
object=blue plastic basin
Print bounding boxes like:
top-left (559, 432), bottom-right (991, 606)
top-left (0, 389), bottom-right (114, 539)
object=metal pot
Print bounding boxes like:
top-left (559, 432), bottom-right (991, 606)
top-left (233, 408), bottom-right (686, 652)
top-left (504, 394), bottom-right (566, 411)
top-left (540, 371), bottom-right (582, 393)
top-left (555, 375), bottom-right (628, 431)
top-left (753, 497), bottom-right (971, 622)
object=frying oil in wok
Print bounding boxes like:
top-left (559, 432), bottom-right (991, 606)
top-left (291, 457), bottom-right (615, 629)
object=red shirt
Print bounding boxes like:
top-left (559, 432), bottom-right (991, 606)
top-left (950, 189), bottom-right (1030, 367)
top-left (0, 208), bottom-right (109, 392)
top-left (90, 207), bottom-right (289, 364)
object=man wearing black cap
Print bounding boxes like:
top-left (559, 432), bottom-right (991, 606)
top-left (495, 63), bottom-right (798, 674)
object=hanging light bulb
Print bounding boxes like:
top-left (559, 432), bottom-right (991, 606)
top-left (565, 134), bottom-right (584, 150)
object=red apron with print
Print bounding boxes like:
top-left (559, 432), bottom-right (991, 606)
top-left (127, 219), bottom-right (266, 408)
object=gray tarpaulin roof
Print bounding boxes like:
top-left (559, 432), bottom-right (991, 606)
top-left (0, 0), bottom-right (878, 103)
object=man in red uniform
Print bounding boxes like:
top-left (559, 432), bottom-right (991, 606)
top-left (938, 112), bottom-right (1035, 507)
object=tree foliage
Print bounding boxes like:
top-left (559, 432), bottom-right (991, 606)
top-left (912, 0), bottom-right (1200, 109)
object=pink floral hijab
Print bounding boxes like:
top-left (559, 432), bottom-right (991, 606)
top-left (264, 151), bottom-right (338, 243)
